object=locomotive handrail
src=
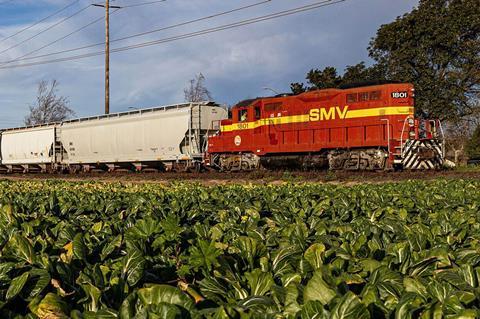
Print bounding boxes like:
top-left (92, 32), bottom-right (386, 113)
top-left (438, 120), bottom-right (446, 157)
top-left (400, 115), bottom-right (414, 157)
top-left (380, 119), bottom-right (391, 157)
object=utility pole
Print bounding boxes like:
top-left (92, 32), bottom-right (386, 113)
top-left (93, 1), bottom-right (121, 114)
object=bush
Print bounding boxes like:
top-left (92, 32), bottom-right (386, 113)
top-left (466, 125), bottom-right (480, 159)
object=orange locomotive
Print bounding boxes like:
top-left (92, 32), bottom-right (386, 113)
top-left (207, 83), bottom-right (445, 171)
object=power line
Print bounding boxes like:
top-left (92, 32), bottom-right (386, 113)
top-left (1, 0), bottom-right (271, 64)
top-left (0, 4), bottom-right (91, 56)
top-left (0, 0), bottom-right (346, 70)
top-left (0, 0), bottom-right (15, 5)
top-left (0, 0), bottom-right (81, 44)
top-left (3, 9), bottom-right (120, 65)
top-left (122, 0), bottom-right (167, 8)
top-left (1, 0), bottom-right (167, 65)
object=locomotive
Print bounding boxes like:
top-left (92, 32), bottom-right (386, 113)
top-left (206, 83), bottom-right (445, 171)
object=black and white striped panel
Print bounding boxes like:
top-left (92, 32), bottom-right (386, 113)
top-left (402, 139), bottom-right (444, 170)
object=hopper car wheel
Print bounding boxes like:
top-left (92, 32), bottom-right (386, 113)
top-left (69, 166), bottom-right (80, 174)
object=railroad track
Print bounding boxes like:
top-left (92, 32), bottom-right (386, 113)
top-left (0, 169), bottom-right (477, 183)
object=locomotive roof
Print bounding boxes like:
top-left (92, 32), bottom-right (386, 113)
top-left (232, 89), bottom-right (341, 109)
top-left (232, 82), bottom-right (412, 109)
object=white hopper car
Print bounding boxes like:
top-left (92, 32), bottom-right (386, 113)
top-left (0, 102), bottom-right (227, 172)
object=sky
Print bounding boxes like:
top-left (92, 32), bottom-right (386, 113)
top-left (0, 0), bottom-right (419, 127)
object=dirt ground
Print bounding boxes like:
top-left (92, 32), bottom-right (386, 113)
top-left (0, 169), bottom-right (479, 185)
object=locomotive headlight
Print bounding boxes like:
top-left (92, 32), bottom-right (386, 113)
top-left (409, 130), bottom-right (416, 138)
top-left (410, 88), bottom-right (415, 97)
top-left (408, 118), bottom-right (415, 126)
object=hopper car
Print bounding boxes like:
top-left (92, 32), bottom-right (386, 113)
top-left (0, 83), bottom-right (445, 173)
top-left (206, 83), bottom-right (446, 171)
top-left (0, 102), bottom-right (227, 173)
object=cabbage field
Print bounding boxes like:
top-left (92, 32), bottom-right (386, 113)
top-left (0, 180), bottom-right (479, 318)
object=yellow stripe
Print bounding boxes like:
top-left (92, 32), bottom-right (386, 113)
top-left (221, 106), bottom-right (413, 132)
top-left (345, 106), bottom-right (413, 119)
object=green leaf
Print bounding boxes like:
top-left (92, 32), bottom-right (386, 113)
top-left (73, 233), bottom-right (87, 260)
top-left (304, 270), bottom-right (336, 305)
top-left (304, 243), bottom-right (325, 269)
top-left (284, 278), bottom-right (301, 315)
top-left (137, 284), bottom-right (195, 311)
top-left (6, 272), bottom-right (29, 300)
top-left (395, 292), bottom-right (425, 319)
top-left (122, 249), bottom-right (145, 286)
top-left (234, 236), bottom-right (266, 269)
top-left (77, 309), bottom-right (118, 319)
top-left (403, 277), bottom-right (428, 298)
top-left (32, 293), bottom-right (69, 319)
top-left (0, 262), bottom-right (15, 282)
top-left (129, 217), bottom-right (161, 239)
top-left (149, 303), bottom-right (183, 319)
top-left (237, 295), bottom-right (275, 310)
top-left (189, 240), bottom-right (221, 272)
top-left (298, 300), bottom-right (330, 319)
top-left (101, 234), bottom-right (122, 260)
top-left (80, 283), bottom-right (102, 312)
top-left (160, 215), bottom-right (183, 241)
top-left (331, 291), bottom-right (370, 319)
top-left (245, 269), bottom-right (274, 296)
top-left (28, 268), bottom-right (51, 298)
top-left (10, 234), bottom-right (36, 264)
top-left (271, 245), bottom-right (301, 277)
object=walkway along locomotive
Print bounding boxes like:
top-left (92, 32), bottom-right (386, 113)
top-left (206, 83), bottom-right (446, 171)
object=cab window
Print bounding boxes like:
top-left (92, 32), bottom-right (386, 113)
top-left (238, 109), bottom-right (248, 122)
top-left (254, 106), bottom-right (261, 120)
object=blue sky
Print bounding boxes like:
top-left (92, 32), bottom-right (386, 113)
top-left (0, 0), bottom-right (419, 127)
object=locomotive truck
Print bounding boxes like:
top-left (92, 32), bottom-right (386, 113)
top-left (207, 83), bottom-right (445, 171)
top-left (0, 83), bottom-right (445, 173)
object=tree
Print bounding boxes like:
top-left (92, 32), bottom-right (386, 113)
top-left (466, 125), bottom-right (480, 159)
top-left (290, 82), bottom-right (307, 95)
top-left (25, 80), bottom-right (75, 126)
top-left (305, 66), bottom-right (342, 90)
top-left (184, 73), bottom-right (213, 102)
top-left (341, 62), bottom-right (386, 85)
top-left (369, 0), bottom-right (480, 121)
top-left (290, 62), bottom-right (383, 94)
